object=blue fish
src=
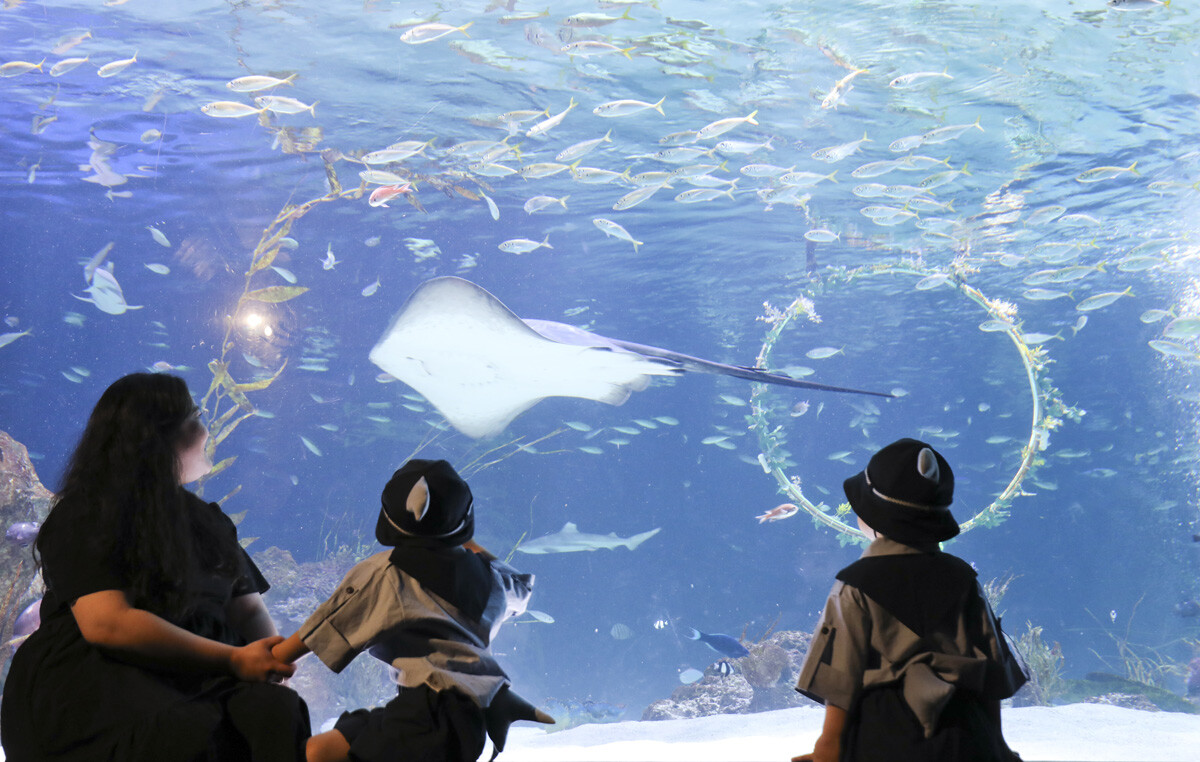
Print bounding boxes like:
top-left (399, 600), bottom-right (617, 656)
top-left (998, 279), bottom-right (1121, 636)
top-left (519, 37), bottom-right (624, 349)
top-left (685, 627), bottom-right (750, 658)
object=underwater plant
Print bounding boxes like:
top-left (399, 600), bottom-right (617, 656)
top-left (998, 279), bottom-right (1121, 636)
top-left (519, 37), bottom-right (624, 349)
top-left (195, 174), bottom-right (356, 503)
top-left (982, 572), bottom-right (1017, 614)
top-left (1012, 602), bottom-right (1198, 712)
top-left (1014, 621), bottom-right (1065, 706)
top-left (1087, 596), bottom-right (1189, 691)
top-left (750, 262), bottom-right (1082, 542)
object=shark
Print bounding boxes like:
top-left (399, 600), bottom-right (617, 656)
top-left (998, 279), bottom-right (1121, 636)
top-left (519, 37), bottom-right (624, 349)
top-left (73, 266), bottom-right (142, 315)
top-left (515, 522), bottom-right (661, 554)
top-left (368, 276), bottom-right (892, 439)
top-left (75, 243), bottom-right (141, 315)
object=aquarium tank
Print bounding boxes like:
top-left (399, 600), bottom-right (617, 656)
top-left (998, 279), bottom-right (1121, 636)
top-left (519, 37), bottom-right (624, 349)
top-left (1, 0), bottom-right (1199, 757)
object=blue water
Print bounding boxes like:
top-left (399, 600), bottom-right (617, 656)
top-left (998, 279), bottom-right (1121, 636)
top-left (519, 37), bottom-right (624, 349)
top-left (3, 0), bottom-right (1200, 728)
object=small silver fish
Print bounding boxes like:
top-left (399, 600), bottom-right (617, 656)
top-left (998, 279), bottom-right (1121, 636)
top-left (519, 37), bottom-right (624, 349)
top-left (96, 52), bottom-right (137, 78)
top-left (806, 346), bottom-right (843, 359)
top-left (811, 133), bottom-right (871, 163)
top-left (255, 96), bottom-right (316, 116)
top-left (0, 330), bottom-right (31, 349)
top-left (1075, 162), bottom-right (1138, 183)
top-left (498, 236), bottom-right (552, 254)
top-left (1107, 0), bottom-right (1168, 10)
top-left (593, 218), bottom-right (643, 251)
top-left (227, 74), bottom-right (297, 92)
top-left (400, 21), bottom-right (474, 44)
top-left (147, 226), bottom-right (171, 247)
top-left (592, 97), bottom-right (665, 118)
top-left (201, 101), bottom-right (265, 118)
top-left (1076, 288), bottom-right (1133, 312)
top-left (804, 229), bottom-right (839, 243)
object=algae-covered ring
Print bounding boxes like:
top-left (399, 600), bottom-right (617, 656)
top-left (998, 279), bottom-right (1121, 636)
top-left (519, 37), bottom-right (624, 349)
top-left (749, 264), bottom-right (1077, 542)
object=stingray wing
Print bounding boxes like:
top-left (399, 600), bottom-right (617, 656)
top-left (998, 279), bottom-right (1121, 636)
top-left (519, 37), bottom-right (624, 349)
top-left (369, 277), bottom-right (679, 439)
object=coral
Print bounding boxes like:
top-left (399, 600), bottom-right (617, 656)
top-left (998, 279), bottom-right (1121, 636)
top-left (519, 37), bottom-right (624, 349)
top-left (641, 629), bottom-right (818, 721)
top-left (740, 642), bottom-right (789, 688)
top-left (1085, 693), bottom-right (1159, 712)
top-left (642, 675), bottom-right (753, 720)
top-left (542, 698), bottom-right (626, 731)
top-left (0, 431), bottom-right (54, 509)
top-left (769, 628), bottom-right (813, 684)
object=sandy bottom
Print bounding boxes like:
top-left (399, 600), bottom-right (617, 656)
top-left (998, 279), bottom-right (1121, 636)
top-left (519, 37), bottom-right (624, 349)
top-left (503, 703), bottom-right (1200, 762)
top-left (1, 703), bottom-right (1193, 761)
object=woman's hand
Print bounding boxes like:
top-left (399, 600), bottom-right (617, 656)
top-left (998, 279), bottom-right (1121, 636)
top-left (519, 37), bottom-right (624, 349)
top-left (230, 635), bottom-right (296, 682)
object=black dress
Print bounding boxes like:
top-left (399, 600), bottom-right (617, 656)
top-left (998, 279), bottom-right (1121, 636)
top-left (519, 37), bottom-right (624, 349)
top-left (0, 492), bottom-right (310, 762)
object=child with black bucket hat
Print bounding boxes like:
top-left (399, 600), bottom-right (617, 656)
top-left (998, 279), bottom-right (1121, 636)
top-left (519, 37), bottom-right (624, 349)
top-left (792, 438), bottom-right (1027, 762)
top-left (271, 459), bottom-right (554, 762)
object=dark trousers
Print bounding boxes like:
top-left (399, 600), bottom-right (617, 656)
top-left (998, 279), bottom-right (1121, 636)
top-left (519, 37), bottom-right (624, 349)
top-left (841, 684), bottom-right (1019, 762)
top-left (335, 685), bottom-right (486, 762)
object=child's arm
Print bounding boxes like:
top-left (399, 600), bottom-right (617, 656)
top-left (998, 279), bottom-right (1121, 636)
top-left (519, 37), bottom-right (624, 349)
top-left (792, 703), bottom-right (846, 762)
top-left (271, 631), bottom-right (311, 664)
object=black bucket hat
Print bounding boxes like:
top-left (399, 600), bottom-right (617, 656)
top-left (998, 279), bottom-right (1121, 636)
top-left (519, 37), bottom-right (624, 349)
top-left (843, 438), bottom-right (959, 546)
top-left (376, 459), bottom-right (474, 547)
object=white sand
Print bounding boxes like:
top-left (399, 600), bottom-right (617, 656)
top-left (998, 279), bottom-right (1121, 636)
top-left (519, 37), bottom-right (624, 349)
top-left (504, 704), bottom-right (1200, 762)
top-left (0, 703), bottom-right (1192, 761)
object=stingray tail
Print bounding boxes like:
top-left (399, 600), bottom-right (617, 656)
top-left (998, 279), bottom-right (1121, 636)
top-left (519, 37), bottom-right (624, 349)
top-left (728, 365), bottom-right (895, 398)
top-left (603, 337), bottom-right (894, 398)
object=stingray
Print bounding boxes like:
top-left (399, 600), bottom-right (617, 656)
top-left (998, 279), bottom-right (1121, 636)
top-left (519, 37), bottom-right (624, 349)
top-left (369, 276), bottom-right (893, 439)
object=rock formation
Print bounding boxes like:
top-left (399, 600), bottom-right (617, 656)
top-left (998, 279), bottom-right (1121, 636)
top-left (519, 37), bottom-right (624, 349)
top-left (0, 430), bottom-right (54, 680)
top-left (642, 629), bottom-right (819, 720)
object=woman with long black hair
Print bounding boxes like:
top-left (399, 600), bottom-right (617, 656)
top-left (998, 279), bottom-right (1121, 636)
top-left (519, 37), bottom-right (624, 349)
top-left (1, 372), bottom-right (310, 761)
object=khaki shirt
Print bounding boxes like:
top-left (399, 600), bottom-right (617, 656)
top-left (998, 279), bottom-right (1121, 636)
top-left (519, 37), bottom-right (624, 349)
top-left (298, 550), bottom-right (533, 707)
top-left (796, 537), bottom-right (1025, 735)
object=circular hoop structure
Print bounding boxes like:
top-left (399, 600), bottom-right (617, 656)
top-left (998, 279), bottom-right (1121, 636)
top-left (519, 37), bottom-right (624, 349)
top-left (749, 263), bottom-right (1081, 542)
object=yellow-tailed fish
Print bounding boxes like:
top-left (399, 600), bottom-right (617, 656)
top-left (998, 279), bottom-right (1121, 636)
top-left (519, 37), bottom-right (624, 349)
top-left (96, 52), bottom-right (137, 78)
top-left (226, 73), bottom-right (297, 92)
top-left (400, 21), bottom-right (473, 44)
top-left (592, 96), bottom-right (665, 118)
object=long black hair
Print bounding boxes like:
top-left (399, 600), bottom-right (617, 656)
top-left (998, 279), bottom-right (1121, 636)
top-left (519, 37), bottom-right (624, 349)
top-left (37, 372), bottom-right (237, 620)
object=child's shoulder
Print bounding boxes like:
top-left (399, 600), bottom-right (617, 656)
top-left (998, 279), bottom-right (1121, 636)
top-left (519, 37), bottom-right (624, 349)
top-left (338, 549), bottom-right (396, 585)
top-left (933, 549), bottom-right (978, 579)
top-left (348, 548), bottom-right (392, 567)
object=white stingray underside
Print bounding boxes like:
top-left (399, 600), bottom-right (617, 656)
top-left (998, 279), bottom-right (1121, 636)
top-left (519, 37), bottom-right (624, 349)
top-left (368, 277), bottom-right (678, 439)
